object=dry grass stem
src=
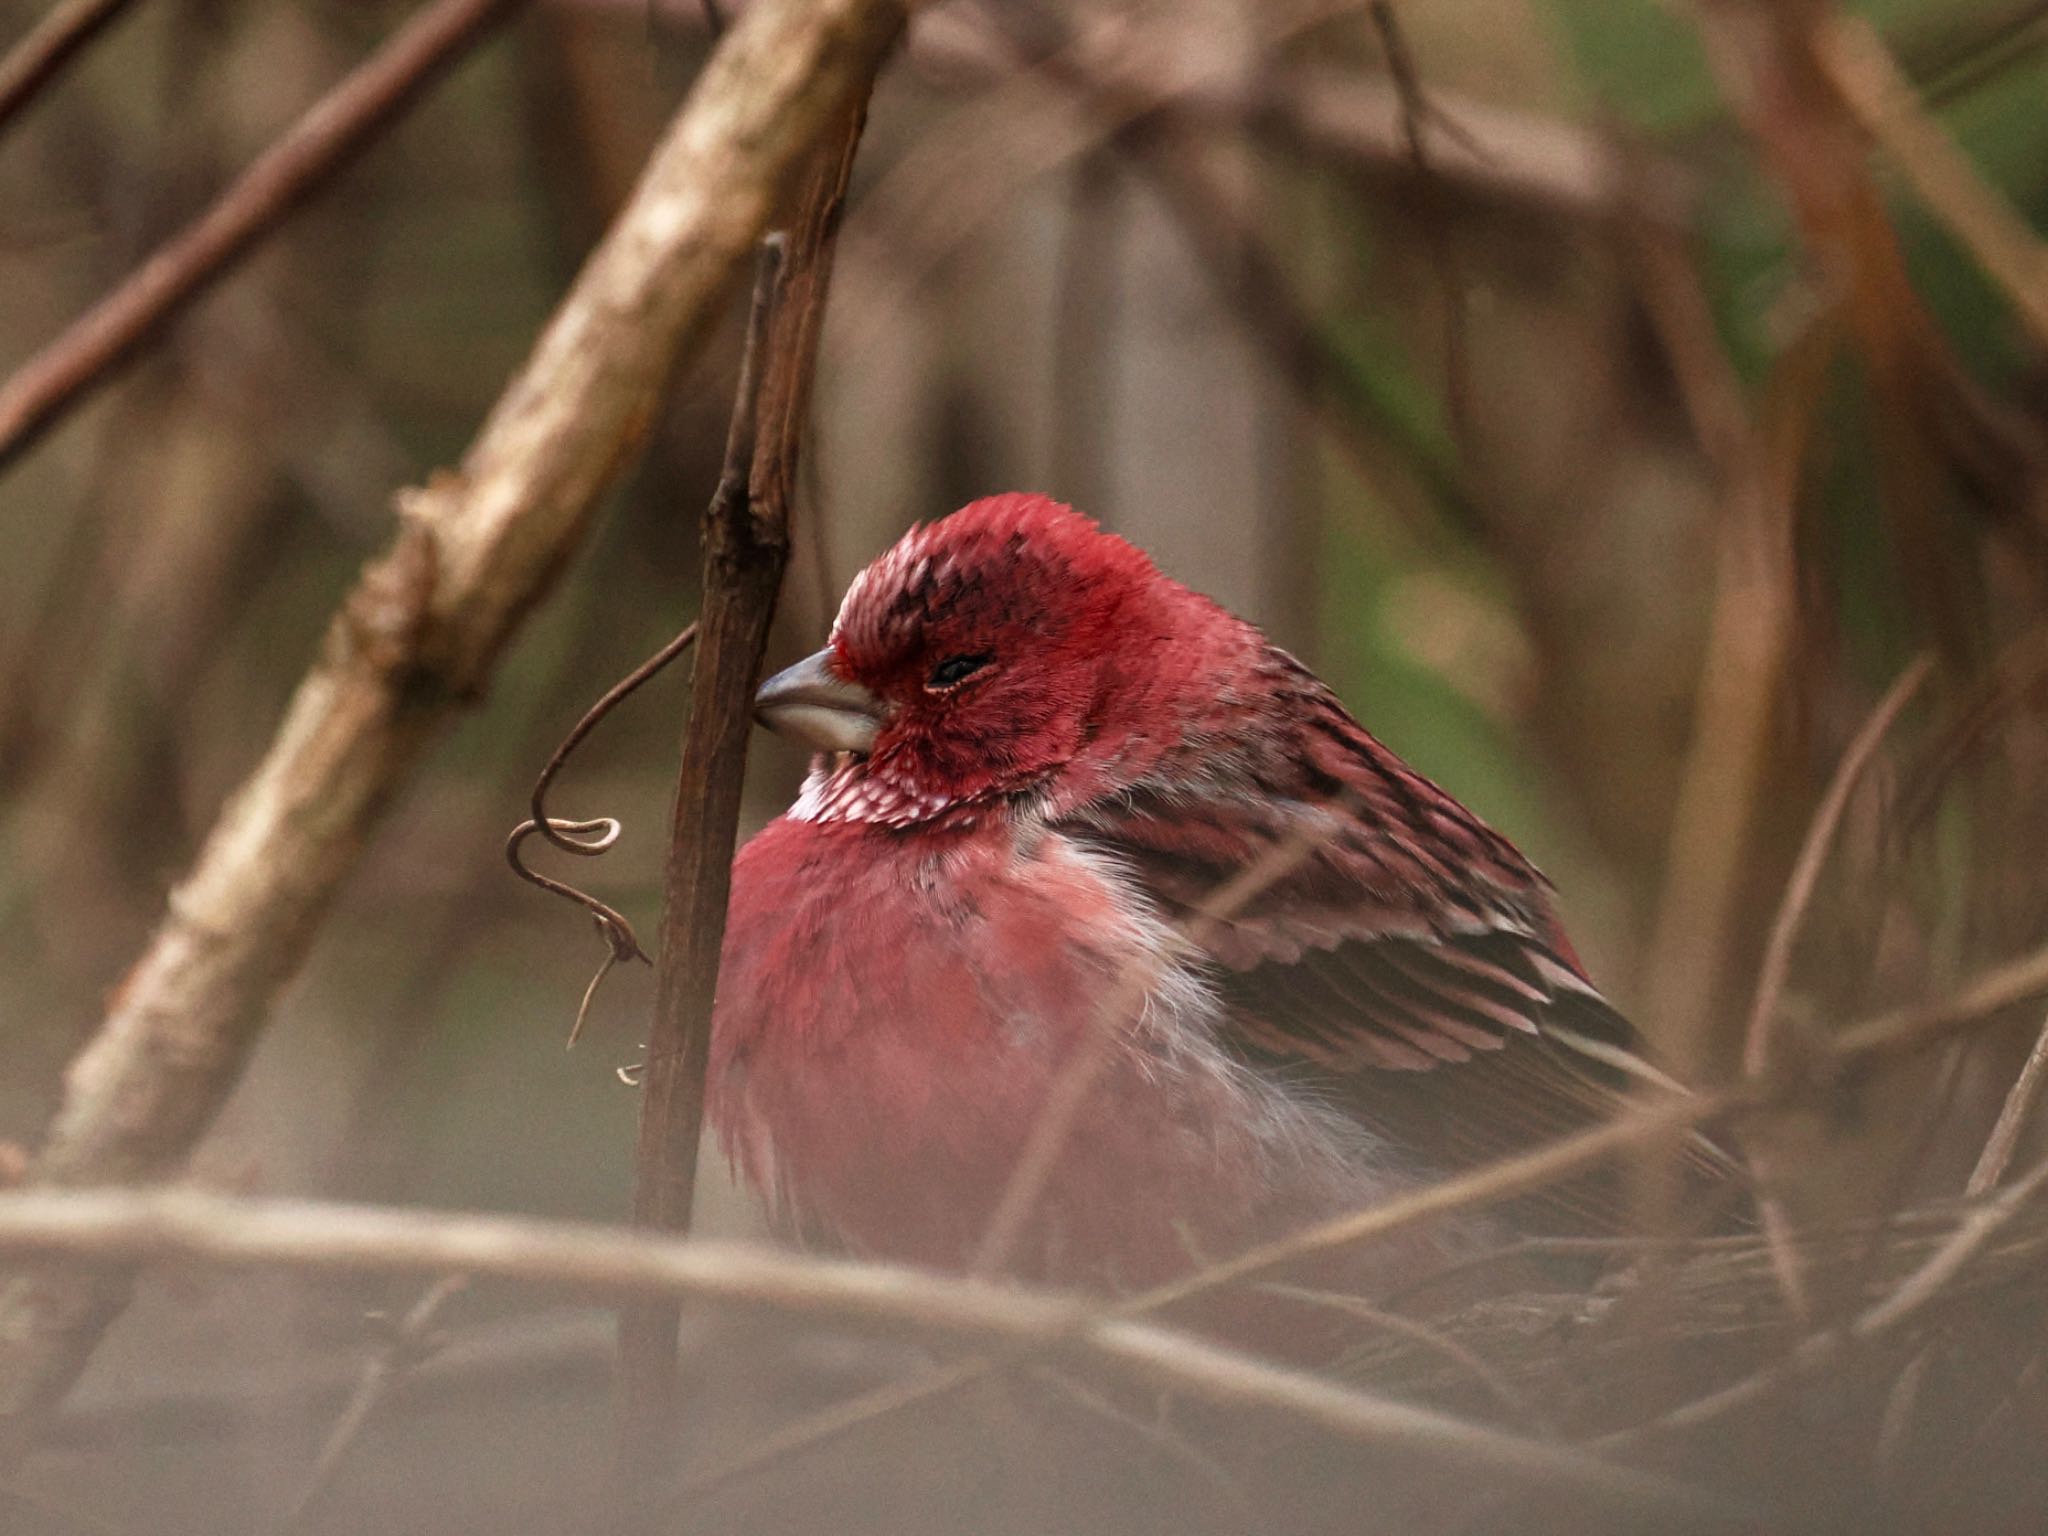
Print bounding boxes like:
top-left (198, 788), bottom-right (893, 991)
top-left (1742, 654), bottom-right (1935, 1077)
top-left (1262, 1284), bottom-right (1551, 1432)
top-left (1612, 1146), bottom-right (2048, 1443)
top-left (1880, 1002), bottom-right (2048, 1468)
top-left (1027, 1367), bottom-right (1255, 1517)
top-left (1634, 226), bottom-right (1806, 1070)
top-left (284, 1274), bottom-right (469, 1529)
top-left (1969, 1007), bottom-right (2048, 1194)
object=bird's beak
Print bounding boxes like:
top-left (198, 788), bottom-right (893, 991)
top-left (754, 648), bottom-right (887, 754)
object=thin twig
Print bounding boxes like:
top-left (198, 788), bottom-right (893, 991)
top-left (284, 1274), bottom-right (468, 1530)
top-left (1608, 1146), bottom-right (2048, 1444)
top-left (1734, 652), bottom-right (1934, 1317)
top-left (1118, 118), bottom-right (1485, 539)
top-left (1895, 624), bottom-right (2048, 838)
top-left (1914, 1), bottom-right (2048, 109)
top-left (0, 0), bottom-right (145, 137)
top-left (1694, 0), bottom-right (2048, 578)
top-left (1968, 1007), bottom-right (2048, 1194)
top-left (679, 1356), bottom-right (996, 1498)
top-left (1742, 655), bottom-right (1936, 1078)
top-left (856, 0), bottom-right (1488, 540)
top-left (0, 0), bottom-right (911, 1463)
top-left (1261, 1283), bottom-right (1552, 1433)
top-left (0, 1190), bottom-right (1715, 1517)
top-left (1141, 1095), bottom-right (1720, 1317)
top-left (701, 1), bottom-right (1698, 226)
top-left (1880, 1003), bottom-right (2048, 1466)
top-left (1027, 1366), bottom-right (1255, 1521)
top-left (0, 0), bottom-right (528, 473)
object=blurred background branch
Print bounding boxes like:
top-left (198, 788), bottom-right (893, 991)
top-left (0, 0), bottom-right (2045, 1529)
top-left (0, 0), bottom-right (906, 1468)
top-left (0, 0), bottom-right (529, 469)
top-left (0, 0), bottom-right (142, 135)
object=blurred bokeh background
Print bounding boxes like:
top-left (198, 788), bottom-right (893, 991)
top-left (2, 0), bottom-right (2046, 1530)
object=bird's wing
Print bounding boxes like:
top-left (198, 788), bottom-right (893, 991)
top-left (1053, 653), bottom-right (1699, 1228)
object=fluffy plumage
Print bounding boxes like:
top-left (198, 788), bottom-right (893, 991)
top-left (710, 494), bottom-right (1678, 1294)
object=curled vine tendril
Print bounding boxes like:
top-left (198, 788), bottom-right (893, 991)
top-left (505, 621), bottom-right (699, 1047)
top-left (513, 232), bottom-right (788, 1056)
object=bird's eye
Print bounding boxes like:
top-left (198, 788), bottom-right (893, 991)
top-left (926, 653), bottom-right (993, 691)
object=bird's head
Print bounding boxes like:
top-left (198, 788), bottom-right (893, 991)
top-left (756, 494), bottom-right (1229, 823)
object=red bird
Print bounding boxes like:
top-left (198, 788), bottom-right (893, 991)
top-left (710, 494), bottom-right (1671, 1296)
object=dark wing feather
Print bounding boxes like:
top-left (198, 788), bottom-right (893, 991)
top-left (1055, 649), bottom-right (1709, 1233)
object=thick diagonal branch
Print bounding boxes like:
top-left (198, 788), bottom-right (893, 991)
top-left (0, 0), bottom-right (906, 1463)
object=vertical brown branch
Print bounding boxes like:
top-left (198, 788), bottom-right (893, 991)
top-left (1632, 228), bottom-right (1805, 1073)
top-left (615, 72), bottom-right (890, 1469)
